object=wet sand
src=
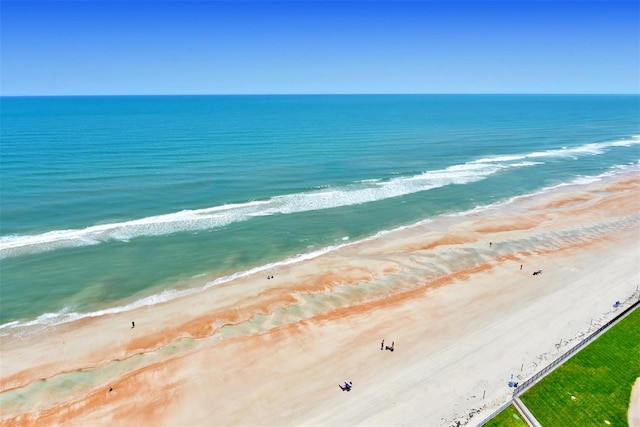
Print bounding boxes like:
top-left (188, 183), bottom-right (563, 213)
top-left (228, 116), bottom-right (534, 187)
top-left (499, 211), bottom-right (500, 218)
top-left (1, 172), bottom-right (639, 427)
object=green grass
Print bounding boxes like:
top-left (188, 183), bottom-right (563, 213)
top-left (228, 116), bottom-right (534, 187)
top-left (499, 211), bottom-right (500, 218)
top-left (483, 404), bottom-right (529, 427)
top-left (520, 307), bottom-right (640, 426)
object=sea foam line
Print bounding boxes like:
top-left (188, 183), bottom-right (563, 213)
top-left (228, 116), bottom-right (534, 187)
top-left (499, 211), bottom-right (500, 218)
top-left (0, 241), bottom-right (350, 335)
top-left (1, 136), bottom-right (638, 258)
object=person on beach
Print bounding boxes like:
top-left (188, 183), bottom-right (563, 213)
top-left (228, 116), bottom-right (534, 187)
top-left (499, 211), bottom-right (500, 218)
top-left (381, 339), bottom-right (384, 350)
top-left (339, 381), bottom-right (352, 391)
top-left (131, 321), bottom-right (135, 328)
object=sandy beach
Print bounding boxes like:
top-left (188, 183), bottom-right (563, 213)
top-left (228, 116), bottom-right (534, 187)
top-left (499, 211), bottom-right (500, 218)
top-left (1, 172), bottom-right (639, 427)
top-left (630, 379), bottom-right (640, 427)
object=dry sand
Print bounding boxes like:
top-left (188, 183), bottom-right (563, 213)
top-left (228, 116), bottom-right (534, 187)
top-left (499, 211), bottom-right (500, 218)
top-left (630, 378), bottom-right (640, 427)
top-left (1, 172), bottom-right (639, 427)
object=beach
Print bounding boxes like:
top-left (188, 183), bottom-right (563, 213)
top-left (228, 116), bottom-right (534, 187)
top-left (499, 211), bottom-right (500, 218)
top-left (1, 170), bottom-right (638, 426)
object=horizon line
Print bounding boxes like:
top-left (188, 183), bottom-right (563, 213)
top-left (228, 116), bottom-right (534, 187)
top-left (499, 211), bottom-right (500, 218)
top-left (2, 92), bottom-right (639, 98)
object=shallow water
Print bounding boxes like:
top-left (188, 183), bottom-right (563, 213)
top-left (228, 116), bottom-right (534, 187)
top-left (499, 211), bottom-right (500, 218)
top-left (1, 94), bottom-right (638, 328)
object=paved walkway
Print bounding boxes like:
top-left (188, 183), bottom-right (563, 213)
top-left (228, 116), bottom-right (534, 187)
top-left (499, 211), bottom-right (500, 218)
top-left (513, 397), bottom-right (541, 427)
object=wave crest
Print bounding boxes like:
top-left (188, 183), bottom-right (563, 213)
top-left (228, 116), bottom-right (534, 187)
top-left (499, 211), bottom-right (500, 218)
top-left (2, 136), bottom-right (638, 258)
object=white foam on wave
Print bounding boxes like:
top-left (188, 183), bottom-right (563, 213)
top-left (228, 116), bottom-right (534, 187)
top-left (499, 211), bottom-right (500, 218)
top-left (471, 136), bottom-right (640, 165)
top-left (202, 244), bottom-right (344, 292)
top-left (468, 163), bottom-right (640, 215)
top-left (2, 136), bottom-right (637, 259)
top-left (0, 161), bottom-right (526, 258)
top-left (0, 287), bottom-right (200, 336)
top-left (472, 154), bottom-right (524, 163)
top-left (0, 241), bottom-right (360, 334)
top-left (0, 320), bottom-right (20, 330)
top-left (2, 215), bottom-right (401, 334)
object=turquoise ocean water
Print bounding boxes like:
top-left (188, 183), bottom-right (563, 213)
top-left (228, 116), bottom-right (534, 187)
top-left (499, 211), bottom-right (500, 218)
top-left (1, 95), bottom-right (639, 332)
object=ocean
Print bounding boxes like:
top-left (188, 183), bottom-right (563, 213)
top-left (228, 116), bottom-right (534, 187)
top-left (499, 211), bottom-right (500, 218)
top-left (1, 95), bottom-right (638, 333)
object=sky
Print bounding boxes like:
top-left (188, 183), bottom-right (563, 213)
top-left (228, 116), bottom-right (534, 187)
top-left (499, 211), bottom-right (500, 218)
top-left (1, 1), bottom-right (639, 96)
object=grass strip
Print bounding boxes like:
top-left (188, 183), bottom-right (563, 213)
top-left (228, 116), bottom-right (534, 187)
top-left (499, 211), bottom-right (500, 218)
top-left (483, 404), bottom-right (529, 427)
top-left (520, 307), bottom-right (640, 426)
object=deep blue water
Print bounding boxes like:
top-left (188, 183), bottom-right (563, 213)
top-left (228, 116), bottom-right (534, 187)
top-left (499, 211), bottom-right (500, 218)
top-left (1, 95), bottom-right (638, 329)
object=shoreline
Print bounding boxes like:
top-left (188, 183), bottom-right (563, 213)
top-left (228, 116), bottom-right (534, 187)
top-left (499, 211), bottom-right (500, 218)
top-left (1, 169), bottom-right (639, 426)
top-left (2, 165), bottom-right (637, 336)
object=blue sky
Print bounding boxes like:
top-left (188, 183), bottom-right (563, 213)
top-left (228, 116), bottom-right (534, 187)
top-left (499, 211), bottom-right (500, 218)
top-left (1, 1), bottom-right (638, 95)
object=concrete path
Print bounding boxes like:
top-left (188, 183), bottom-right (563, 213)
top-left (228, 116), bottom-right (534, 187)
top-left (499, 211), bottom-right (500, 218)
top-left (513, 397), bottom-right (542, 427)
